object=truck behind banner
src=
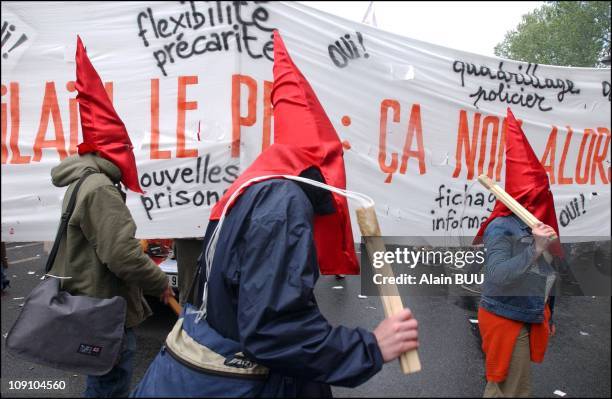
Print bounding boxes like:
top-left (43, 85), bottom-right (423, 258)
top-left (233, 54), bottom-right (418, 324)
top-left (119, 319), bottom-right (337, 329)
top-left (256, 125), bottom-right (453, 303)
top-left (1, 1), bottom-right (610, 242)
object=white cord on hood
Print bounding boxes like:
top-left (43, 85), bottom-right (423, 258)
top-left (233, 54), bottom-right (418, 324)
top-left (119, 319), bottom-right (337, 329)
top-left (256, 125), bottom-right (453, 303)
top-left (193, 175), bottom-right (374, 322)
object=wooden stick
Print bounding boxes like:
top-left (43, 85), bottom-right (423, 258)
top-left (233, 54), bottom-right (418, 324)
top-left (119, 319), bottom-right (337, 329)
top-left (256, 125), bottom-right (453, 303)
top-left (168, 296), bottom-right (182, 316)
top-left (477, 175), bottom-right (555, 235)
top-left (478, 174), bottom-right (555, 262)
top-left (356, 206), bottom-right (422, 374)
top-left (143, 241), bottom-right (183, 316)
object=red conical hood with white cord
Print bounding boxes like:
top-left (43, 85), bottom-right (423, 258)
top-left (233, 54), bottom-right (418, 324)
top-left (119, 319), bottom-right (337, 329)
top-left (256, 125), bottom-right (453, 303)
top-left (210, 31), bottom-right (359, 275)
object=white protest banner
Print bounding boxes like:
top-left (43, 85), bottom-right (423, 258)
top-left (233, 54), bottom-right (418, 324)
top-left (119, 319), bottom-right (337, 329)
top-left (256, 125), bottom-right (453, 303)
top-left (1, 7), bottom-right (37, 74)
top-left (1, 1), bottom-right (610, 242)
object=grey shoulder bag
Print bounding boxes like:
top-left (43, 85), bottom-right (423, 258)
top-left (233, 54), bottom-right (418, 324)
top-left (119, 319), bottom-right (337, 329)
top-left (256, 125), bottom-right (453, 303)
top-left (5, 172), bottom-right (128, 376)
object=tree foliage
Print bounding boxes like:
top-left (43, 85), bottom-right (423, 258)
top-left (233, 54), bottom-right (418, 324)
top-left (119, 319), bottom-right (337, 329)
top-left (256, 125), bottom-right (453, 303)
top-left (494, 1), bottom-right (611, 67)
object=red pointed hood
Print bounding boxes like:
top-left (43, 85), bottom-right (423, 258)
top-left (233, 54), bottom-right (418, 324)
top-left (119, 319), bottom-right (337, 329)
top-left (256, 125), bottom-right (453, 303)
top-left (75, 36), bottom-right (143, 193)
top-left (475, 108), bottom-right (561, 256)
top-left (210, 31), bottom-right (359, 275)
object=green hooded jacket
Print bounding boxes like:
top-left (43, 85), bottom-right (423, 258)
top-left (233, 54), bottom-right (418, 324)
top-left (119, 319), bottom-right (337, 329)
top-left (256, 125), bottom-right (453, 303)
top-left (49, 153), bottom-right (168, 328)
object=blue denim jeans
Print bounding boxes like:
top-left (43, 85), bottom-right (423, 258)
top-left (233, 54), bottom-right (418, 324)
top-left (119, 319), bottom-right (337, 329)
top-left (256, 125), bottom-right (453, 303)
top-left (85, 328), bottom-right (136, 398)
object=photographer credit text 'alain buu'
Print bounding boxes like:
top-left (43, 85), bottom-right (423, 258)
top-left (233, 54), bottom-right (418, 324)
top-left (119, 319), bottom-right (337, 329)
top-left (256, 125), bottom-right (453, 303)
top-left (371, 247), bottom-right (485, 286)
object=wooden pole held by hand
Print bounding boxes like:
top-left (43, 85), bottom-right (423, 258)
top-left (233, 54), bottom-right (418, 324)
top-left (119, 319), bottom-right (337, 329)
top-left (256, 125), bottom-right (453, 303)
top-left (477, 174), bottom-right (555, 262)
top-left (168, 296), bottom-right (182, 316)
top-left (477, 174), bottom-right (557, 238)
top-left (356, 206), bottom-right (422, 374)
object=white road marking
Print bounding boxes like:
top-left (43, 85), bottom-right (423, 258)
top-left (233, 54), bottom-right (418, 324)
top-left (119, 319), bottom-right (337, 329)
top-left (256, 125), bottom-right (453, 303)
top-left (9, 256), bottom-right (41, 265)
top-left (6, 243), bottom-right (40, 251)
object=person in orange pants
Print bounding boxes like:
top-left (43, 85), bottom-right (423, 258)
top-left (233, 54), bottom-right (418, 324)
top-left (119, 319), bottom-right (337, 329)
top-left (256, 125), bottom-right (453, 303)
top-left (474, 109), bottom-right (562, 398)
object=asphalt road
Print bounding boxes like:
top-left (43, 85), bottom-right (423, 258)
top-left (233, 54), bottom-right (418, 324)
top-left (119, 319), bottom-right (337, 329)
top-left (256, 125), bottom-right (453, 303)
top-left (1, 242), bottom-right (610, 398)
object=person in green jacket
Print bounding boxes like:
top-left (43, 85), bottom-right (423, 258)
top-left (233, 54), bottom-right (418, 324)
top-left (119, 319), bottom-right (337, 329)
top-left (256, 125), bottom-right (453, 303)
top-left (47, 36), bottom-right (172, 398)
top-left (49, 153), bottom-right (171, 329)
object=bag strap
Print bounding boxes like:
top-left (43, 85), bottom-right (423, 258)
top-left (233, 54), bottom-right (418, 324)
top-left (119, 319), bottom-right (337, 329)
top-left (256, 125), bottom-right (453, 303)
top-left (44, 171), bottom-right (96, 274)
top-left (113, 182), bottom-right (127, 203)
top-left (185, 251), bottom-right (203, 306)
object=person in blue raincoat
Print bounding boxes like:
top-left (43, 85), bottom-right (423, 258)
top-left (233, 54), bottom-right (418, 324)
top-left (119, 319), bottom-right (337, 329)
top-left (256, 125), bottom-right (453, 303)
top-left (132, 31), bottom-right (419, 398)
